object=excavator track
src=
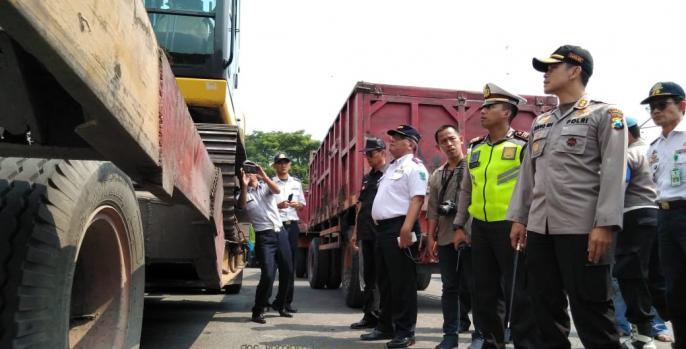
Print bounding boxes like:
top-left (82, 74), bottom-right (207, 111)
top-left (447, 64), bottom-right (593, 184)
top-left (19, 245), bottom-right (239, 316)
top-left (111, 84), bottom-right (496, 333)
top-left (196, 123), bottom-right (245, 243)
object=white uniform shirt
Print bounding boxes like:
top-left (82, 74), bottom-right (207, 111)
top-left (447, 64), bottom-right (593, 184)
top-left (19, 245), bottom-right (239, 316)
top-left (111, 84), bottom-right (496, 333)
top-left (371, 153), bottom-right (428, 221)
top-left (242, 183), bottom-right (283, 232)
top-left (272, 175), bottom-right (307, 222)
top-left (648, 117), bottom-right (686, 201)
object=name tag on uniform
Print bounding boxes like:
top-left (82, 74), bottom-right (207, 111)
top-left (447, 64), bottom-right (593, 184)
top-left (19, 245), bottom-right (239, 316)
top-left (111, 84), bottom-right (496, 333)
top-left (501, 146), bottom-right (516, 160)
top-left (391, 167), bottom-right (404, 180)
top-left (671, 167), bottom-right (682, 187)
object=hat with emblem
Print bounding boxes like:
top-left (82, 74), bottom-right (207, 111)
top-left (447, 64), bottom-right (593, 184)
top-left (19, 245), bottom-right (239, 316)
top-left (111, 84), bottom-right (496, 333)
top-left (640, 81), bottom-right (685, 105)
top-left (533, 45), bottom-right (593, 77)
top-left (480, 83), bottom-right (527, 109)
top-left (387, 124), bottom-right (421, 143)
top-left (360, 137), bottom-right (386, 152)
top-left (273, 153), bottom-right (291, 163)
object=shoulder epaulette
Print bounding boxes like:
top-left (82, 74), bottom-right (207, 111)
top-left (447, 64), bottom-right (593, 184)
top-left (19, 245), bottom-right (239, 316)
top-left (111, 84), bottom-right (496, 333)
top-left (469, 135), bottom-right (486, 145)
top-left (512, 130), bottom-right (529, 141)
top-left (412, 157), bottom-right (423, 164)
top-left (291, 177), bottom-right (301, 182)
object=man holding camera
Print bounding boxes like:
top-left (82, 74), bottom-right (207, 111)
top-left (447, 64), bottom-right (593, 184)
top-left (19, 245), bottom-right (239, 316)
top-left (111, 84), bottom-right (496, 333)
top-left (238, 162), bottom-right (294, 324)
top-left (272, 153), bottom-right (306, 314)
top-left (453, 83), bottom-right (538, 348)
top-left (425, 125), bottom-right (470, 349)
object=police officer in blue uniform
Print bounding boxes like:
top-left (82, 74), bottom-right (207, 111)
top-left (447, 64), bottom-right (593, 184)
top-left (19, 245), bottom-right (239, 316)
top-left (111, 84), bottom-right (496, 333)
top-left (361, 125), bottom-right (428, 348)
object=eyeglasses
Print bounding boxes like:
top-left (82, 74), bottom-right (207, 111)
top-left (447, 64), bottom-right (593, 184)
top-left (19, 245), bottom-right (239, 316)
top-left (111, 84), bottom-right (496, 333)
top-left (647, 100), bottom-right (675, 113)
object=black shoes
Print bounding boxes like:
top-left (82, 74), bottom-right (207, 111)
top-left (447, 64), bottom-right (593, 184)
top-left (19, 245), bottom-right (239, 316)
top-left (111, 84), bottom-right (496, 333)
top-left (434, 334), bottom-right (458, 349)
top-left (271, 305), bottom-right (293, 318)
top-left (360, 329), bottom-right (394, 341)
top-left (251, 312), bottom-right (266, 324)
top-left (285, 304), bottom-right (298, 313)
top-left (387, 336), bottom-right (416, 348)
top-left (350, 314), bottom-right (379, 329)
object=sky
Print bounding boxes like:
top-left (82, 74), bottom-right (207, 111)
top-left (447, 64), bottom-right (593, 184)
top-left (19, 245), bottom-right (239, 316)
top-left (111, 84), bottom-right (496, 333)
top-left (236, 0), bottom-right (686, 141)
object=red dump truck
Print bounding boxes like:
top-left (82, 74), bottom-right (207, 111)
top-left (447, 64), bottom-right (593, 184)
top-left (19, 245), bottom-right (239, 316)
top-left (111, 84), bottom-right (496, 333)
top-left (301, 81), bottom-right (557, 307)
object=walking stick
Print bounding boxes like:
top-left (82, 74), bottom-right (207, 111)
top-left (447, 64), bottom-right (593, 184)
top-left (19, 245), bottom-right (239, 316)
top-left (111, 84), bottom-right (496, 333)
top-left (504, 243), bottom-right (522, 344)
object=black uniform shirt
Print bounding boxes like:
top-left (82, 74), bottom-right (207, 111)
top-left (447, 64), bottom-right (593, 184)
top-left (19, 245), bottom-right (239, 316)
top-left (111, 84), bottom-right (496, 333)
top-left (356, 168), bottom-right (384, 240)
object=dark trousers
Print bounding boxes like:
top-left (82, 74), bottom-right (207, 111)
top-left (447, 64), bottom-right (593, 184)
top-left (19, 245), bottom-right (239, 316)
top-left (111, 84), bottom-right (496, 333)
top-left (471, 219), bottom-right (539, 349)
top-left (526, 232), bottom-right (620, 349)
top-left (360, 239), bottom-right (379, 316)
top-left (282, 220), bottom-right (300, 306)
top-left (375, 216), bottom-right (419, 338)
top-left (437, 243), bottom-right (473, 336)
top-left (614, 208), bottom-right (667, 335)
top-left (253, 228), bottom-right (293, 313)
top-left (657, 208), bottom-right (686, 348)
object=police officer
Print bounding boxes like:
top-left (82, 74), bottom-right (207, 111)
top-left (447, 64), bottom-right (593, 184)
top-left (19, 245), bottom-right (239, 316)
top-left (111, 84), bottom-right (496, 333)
top-left (425, 124), bottom-right (472, 349)
top-left (361, 125), bottom-right (428, 348)
top-left (507, 45), bottom-right (626, 349)
top-left (272, 153), bottom-right (306, 314)
top-left (643, 81), bottom-right (686, 348)
top-left (615, 116), bottom-right (668, 349)
top-left (237, 162), bottom-right (293, 324)
top-left (453, 83), bottom-right (538, 349)
top-left (350, 137), bottom-right (387, 330)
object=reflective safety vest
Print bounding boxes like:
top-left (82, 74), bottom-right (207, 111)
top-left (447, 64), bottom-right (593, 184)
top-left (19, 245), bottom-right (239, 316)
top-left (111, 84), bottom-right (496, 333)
top-left (467, 131), bottom-right (528, 222)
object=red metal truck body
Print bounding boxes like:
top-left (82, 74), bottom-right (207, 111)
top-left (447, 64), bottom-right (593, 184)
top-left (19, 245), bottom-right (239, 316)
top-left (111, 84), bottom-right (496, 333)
top-left (307, 81), bottom-right (556, 233)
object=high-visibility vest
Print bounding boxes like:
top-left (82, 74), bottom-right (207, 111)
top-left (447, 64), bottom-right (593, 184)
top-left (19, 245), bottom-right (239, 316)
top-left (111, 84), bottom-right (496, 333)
top-left (467, 133), bottom-right (527, 222)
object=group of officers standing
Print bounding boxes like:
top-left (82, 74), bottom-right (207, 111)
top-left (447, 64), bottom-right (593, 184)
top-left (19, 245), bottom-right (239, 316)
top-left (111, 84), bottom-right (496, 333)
top-left (349, 44), bottom-right (686, 349)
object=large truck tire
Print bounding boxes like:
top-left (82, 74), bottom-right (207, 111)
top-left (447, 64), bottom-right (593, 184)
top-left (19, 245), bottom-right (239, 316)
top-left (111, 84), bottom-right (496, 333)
top-left (0, 158), bottom-right (145, 349)
top-left (295, 247), bottom-right (307, 278)
top-left (342, 246), bottom-right (364, 308)
top-left (307, 238), bottom-right (328, 289)
top-left (327, 247), bottom-right (342, 289)
top-left (416, 271), bottom-right (432, 291)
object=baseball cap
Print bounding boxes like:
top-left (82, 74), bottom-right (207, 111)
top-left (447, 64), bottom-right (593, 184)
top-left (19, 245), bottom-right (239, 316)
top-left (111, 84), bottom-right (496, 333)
top-left (533, 45), bottom-right (593, 77)
top-left (361, 137), bottom-right (386, 152)
top-left (640, 82), bottom-right (685, 105)
top-left (273, 153), bottom-right (291, 163)
top-left (387, 124), bottom-right (421, 143)
top-left (480, 83), bottom-right (527, 109)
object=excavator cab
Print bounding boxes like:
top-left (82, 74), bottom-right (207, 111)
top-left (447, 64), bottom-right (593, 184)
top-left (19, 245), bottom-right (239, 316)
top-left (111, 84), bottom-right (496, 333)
top-left (145, 0), bottom-right (240, 125)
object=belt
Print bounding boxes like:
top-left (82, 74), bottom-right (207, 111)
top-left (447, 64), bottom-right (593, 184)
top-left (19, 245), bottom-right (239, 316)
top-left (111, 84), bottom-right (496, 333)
top-left (282, 220), bottom-right (298, 225)
top-left (658, 200), bottom-right (686, 210)
top-left (373, 216), bottom-right (405, 226)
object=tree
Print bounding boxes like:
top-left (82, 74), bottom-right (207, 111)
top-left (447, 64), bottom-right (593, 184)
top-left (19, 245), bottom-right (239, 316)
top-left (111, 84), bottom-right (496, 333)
top-left (245, 130), bottom-right (320, 186)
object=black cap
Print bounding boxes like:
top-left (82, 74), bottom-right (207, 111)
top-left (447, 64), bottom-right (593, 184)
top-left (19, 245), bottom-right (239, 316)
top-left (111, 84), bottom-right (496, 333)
top-left (533, 45), bottom-right (593, 77)
top-left (387, 124), bottom-right (421, 143)
top-left (640, 82), bottom-right (686, 104)
top-left (361, 137), bottom-right (386, 152)
top-left (273, 153), bottom-right (291, 163)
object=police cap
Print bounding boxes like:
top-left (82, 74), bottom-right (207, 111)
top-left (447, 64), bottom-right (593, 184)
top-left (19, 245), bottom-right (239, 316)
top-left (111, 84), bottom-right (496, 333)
top-left (273, 153), bottom-right (291, 163)
top-left (480, 83), bottom-right (527, 109)
top-left (640, 81), bottom-right (685, 105)
top-left (387, 124), bottom-right (421, 143)
top-left (361, 137), bottom-right (386, 152)
top-left (533, 45), bottom-right (593, 77)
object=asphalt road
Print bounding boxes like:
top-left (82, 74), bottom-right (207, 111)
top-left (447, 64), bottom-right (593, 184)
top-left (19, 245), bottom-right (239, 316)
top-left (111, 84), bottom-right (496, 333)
top-left (140, 268), bottom-right (673, 349)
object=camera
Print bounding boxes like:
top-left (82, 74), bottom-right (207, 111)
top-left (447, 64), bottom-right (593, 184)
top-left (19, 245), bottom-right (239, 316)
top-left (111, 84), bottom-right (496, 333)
top-left (243, 161), bottom-right (258, 174)
top-left (437, 200), bottom-right (457, 216)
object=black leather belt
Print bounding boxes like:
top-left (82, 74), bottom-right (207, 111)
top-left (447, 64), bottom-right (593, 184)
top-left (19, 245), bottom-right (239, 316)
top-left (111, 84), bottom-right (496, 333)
top-left (658, 200), bottom-right (686, 210)
top-left (282, 220), bottom-right (298, 225)
top-left (373, 216), bottom-right (405, 226)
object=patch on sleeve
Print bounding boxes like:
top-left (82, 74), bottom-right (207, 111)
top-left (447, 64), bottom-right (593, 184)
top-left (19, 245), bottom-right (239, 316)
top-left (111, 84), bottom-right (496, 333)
top-left (609, 108), bottom-right (624, 129)
top-left (412, 157), bottom-right (423, 164)
top-left (419, 171), bottom-right (427, 181)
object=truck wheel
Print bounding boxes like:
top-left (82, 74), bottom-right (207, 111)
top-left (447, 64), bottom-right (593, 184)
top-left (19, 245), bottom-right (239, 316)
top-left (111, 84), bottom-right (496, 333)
top-left (327, 247), bottom-right (342, 289)
top-left (342, 245), bottom-right (363, 308)
top-left (307, 238), bottom-right (328, 289)
top-left (0, 158), bottom-right (145, 349)
top-left (295, 247), bottom-right (307, 278)
top-left (416, 271), bottom-right (432, 291)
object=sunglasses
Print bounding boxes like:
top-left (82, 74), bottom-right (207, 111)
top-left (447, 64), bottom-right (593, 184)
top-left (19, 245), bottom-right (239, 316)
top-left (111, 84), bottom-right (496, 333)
top-left (647, 100), bottom-right (676, 113)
